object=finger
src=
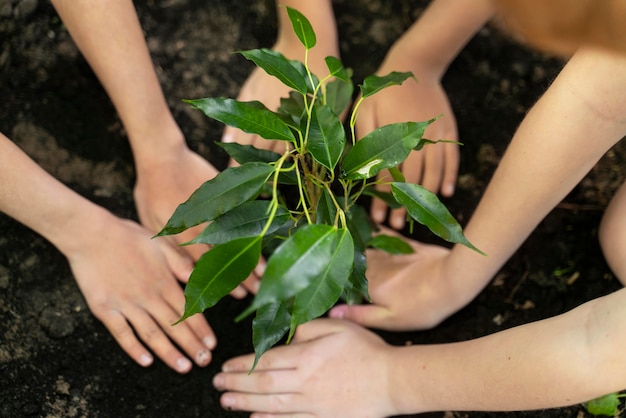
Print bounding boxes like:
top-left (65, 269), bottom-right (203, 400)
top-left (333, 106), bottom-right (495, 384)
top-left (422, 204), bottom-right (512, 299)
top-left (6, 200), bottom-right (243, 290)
top-left (229, 284), bottom-right (248, 300)
top-left (219, 391), bottom-right (306, 415)
top-left (327, 304), bottom-right (392, 329)
top-left (389, 207), bottom-right (408, 230)
top-left (214, 369), bottom-right (300, 394)
top-left (123, 307), bottom-right (195, 374)
top-left (441, 142), bottom-right (461, 197)
top-left (221, 344), bottom-right (301, 373)
top-left (97, 309), bottom-right (154, 368)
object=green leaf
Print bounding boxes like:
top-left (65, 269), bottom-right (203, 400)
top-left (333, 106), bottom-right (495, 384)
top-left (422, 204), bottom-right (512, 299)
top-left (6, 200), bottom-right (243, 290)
top-left (325, 56), bottom-right (350, 81)
top-left (342, 121), bottom-right (433, 180)
top-left (278, 91), bottom-right (306, 127)
top-left (288, 228), bottom-right (354, 340)
top-left (251, 301), bottom-right (291, 371)
top-left (359, 71), bottom-right (415, 98)
top-left (236, 224), bottom-right (338, 320)
top-left (325, 77), bottom-right (354, 117)
top-left (240, 48), bottom-right (308, 94)
top-left (189, 201), bottom-right (291, 245)
top-left (307, 103), bottom-right (346, 170)
top-left (346, 203), bottom-right (377, 251)
top-left (362, 188), bottom-right (402, 209)
top-left (315, 188), bottom-right (338, 225)
top-left (286, 7), bottom-right (316, 49)
top-left (216, 142), bottom-right (281, 165)
top-left (586, 392), bottom-right (624, 416)
top-left (344, 249), bottom-right (369, 304)
top-left (388, 166), bottom-right (406, 182)
top-left (158, 163), bottom-right (274, 235)
top-left (176, 237), bottom-right (262, 322)
top-left (369, 234), bottom-right (414, 254)
top-left (186, 98), bottom-right (296, 142)
top-left (390, 183), bottom-right (485, 254)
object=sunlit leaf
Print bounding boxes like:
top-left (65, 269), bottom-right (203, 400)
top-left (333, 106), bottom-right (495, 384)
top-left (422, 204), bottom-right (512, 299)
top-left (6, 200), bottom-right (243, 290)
top-left (369, 234), bottom-right (414, 254)
top-left (359, 71), bottom-right (415, 98)
top-left (158, 163), bottom-right (274, 235)
top-left (176, 237), bottom-right (262, 322)
top-left (186, 98), bottom-right (296, 142)
top-left (240, 48), bottom-right (308, 94)
top-left (289, 228), bottom-right (354, 339)
top-left (286, 7), bottom-right (316, 49)
top-left (189, 201), bottom-right (291, 245)
top-left (307, 103), bottom-right (346, 170)
top-left (236, 224), bottom-right (337, 320)
top-left (251, 301), bottom-right (291, 371)
top-left (342, 121), bottom-right (433, 180)
top-left (391, 183), bottom-right (485, 254)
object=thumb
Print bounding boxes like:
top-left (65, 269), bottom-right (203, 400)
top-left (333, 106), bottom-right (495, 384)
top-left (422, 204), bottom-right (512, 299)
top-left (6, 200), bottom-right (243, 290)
top-left (328, 303), bottom-right (392, 329)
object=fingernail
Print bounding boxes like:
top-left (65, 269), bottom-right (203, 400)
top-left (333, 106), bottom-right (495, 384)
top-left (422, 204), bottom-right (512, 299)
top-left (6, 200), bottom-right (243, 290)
top-left (221, 395), bottom-right (234, 409)
top-left (222, 133), bottom-right (234, 143)
top-left (139, 353), bottom-right (153, 367)
top-left (203, 336), bottom-right (216, 350)
top-left (196, 349), bottom-right (211, 366)
top-left (176, 357), bottom-right (192, 373)
top-left (443, 184), bottom-right (455, 196)
top-left (391, 216), bottom-right (404, 230)
top-left (329, 306), bottom-right (345, 319)
top-left (372, 209), bottom-right (385, 223)
top-left (212, 374), bottom-right (224, 389)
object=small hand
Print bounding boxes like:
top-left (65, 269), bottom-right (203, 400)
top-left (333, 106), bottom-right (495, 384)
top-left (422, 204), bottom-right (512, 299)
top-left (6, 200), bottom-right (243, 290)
top-left (329, 232), bottom-right (458, 331)
top-left (133, 144), bottom-right (261, 297)
top-left (357, 63), bottom-right (460, 230)
top-left (68, 216), bottom-right (216, 373)
top-left (222, 36), bottom-right (340, 165)
top-left (213, 319), bottom-right (399, 418)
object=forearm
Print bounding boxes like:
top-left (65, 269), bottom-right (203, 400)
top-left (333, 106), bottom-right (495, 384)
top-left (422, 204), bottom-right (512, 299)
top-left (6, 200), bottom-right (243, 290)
top-left (443, 47), bottom-right (626, 307)
top-left (50, 0), bottom-right (185, 166)
top-left (392, 287), bottom-right (626, 413)
top-left (386, 0), bottom-right (494, 78)
top-left (0, 134), bottom-right (112, 255)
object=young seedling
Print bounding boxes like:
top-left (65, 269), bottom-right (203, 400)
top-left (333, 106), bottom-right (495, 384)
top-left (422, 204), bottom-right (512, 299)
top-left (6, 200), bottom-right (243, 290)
top-left (157, 7), bottom-right (482, 369)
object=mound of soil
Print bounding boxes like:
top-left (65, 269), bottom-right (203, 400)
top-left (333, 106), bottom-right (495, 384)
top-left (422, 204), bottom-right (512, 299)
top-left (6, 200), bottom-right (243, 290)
top-left (1, 1), bottom-right (624, 417)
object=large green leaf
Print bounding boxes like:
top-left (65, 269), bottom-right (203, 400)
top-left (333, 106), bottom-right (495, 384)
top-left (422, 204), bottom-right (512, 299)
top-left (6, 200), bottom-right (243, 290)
top-left (325, 77), bottom-right (354, 117)
top-left (286, 7), bottom-right (316, 49)
top-left (236, 224), bottom-right (337, 320)
top-left (251, 301), bottom-right (291, 371)
top-left (390, 182), bottom-right (485, 254)
top-left (341, 121), bottom-right (432, 180)
top-left (289, 228), bottom-right (354, 339)
top-left (359, 71), bottom-right (414, 98)
top-left (186, 98), bottom-right (296, 142)
top-left (189, 201), bottom-right (291, 245)
top-left (158, 163), bottom-right (274, 235)
top-left (176, 236), bottom-right (262, 322)
top-left (307, 103), bottom-right (346, 170)
top-left (240, 48), bottom-right (308, 94)
top-left (325, 56), bottom-right (350, 82)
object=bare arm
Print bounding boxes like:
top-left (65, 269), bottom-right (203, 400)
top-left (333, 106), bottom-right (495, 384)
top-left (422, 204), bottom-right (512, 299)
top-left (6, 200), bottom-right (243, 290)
top-left (0, 134), bottom-right (216, 373)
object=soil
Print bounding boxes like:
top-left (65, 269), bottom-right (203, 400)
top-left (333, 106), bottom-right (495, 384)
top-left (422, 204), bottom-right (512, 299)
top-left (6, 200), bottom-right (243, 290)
top-left (1, 1), bottom-right (625, 417)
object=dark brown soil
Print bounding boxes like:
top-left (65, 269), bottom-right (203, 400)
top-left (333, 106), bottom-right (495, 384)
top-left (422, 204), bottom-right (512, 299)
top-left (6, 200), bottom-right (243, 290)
top-left (1, 1), bottom-right (625, 417)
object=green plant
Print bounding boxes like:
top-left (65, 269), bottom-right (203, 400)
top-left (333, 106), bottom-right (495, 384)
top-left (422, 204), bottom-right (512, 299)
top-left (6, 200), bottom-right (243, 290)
top-left (585, 392), bottom-right (626, 417)
top-left (157, 7), bottom-right (482, 368)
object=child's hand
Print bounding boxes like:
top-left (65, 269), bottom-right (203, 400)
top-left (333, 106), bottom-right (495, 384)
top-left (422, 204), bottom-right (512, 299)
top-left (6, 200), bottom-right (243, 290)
top-left (213, 319), bottom-right (400, 418)
top-left (329, 233), bottom-right (462, 331)
top-left (221, 28), bottom-right (340, 163)
top-left (357, 62), bottom-right (459, 230)
top-left (69, 215), bottom-right (216, 373)
top-left (133, 144), bottom-right (262, 297)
